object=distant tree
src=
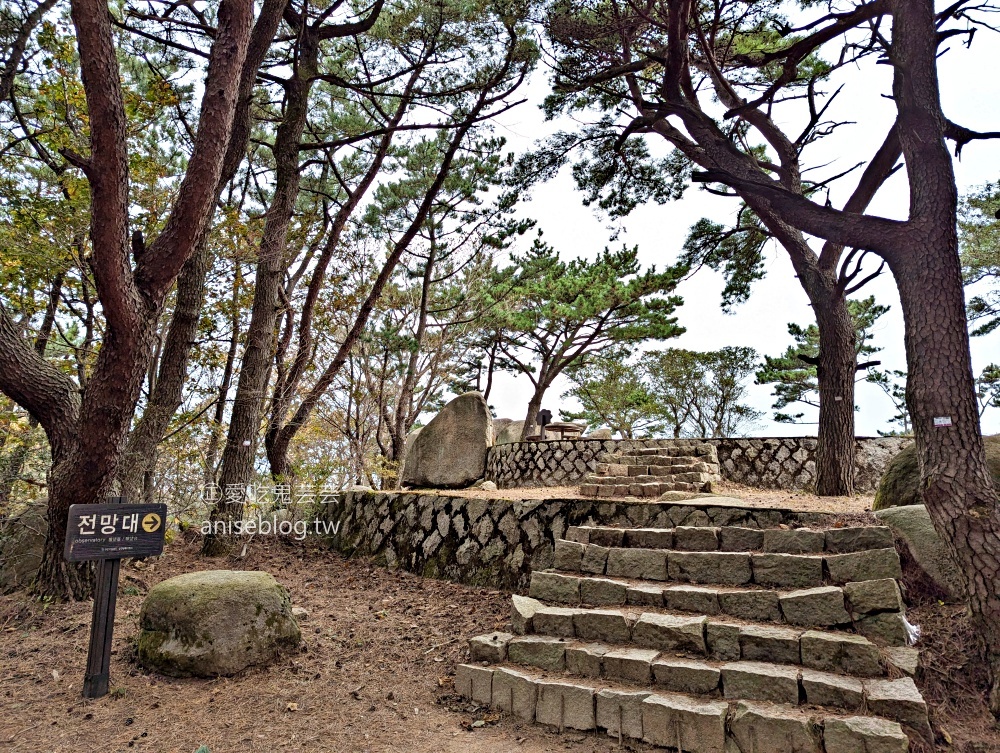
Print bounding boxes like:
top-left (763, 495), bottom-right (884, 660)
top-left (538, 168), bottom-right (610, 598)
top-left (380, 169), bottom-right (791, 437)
top-left (489, 236), bottom-right (685, 438)
top-left (866, 369), bottom-right (911, 436)
top-left (560, 348), bottom-right (664, 439)
top-left (960, 183), bottom-right (1000, 335)
top-left (644, 347), bottom-right (761, 438)
top-left (757, 298), bottom-right (887, 424)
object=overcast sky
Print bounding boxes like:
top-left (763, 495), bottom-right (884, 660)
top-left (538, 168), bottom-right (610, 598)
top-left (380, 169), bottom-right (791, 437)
top-left (468, 22), bottom-right (1000, 438)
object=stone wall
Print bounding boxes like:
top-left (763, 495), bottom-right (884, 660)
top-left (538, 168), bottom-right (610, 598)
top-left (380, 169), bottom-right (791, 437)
top-left (320, 490), bottom-right (835, 592)
top-left (484, 436), bottom-right (910, 492)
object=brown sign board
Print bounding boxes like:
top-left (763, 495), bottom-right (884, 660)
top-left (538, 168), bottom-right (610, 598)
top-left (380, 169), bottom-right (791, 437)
top-left (64, 502), bottom-right (168, 562)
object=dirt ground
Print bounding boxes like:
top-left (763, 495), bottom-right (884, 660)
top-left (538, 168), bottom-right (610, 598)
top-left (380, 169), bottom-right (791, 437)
top-left (2, 487), bottom-right (997, 753)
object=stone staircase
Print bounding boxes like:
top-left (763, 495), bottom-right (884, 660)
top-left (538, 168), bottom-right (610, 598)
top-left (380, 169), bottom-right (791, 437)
top-left (579, 443), bottom-right (721, 498)
top-left (456, 520), bottom-right (928, 752)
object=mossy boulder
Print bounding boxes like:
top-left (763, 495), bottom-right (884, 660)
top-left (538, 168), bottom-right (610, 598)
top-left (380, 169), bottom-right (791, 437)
top-left (138, 570), bottom-right (301, 677)
top-left (873, 434), bottom-right (1000, 511)
top-left (0, 499), bottom-right (47, 593)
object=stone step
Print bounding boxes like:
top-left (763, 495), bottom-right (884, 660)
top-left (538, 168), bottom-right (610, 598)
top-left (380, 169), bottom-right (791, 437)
top-left (580, 474), bottom-right (717, 497)
top-left (614, 454), bottom-right (710, 467)
top-left (467, 632), bottom-right (926, 729)
top-left (588, 469), bottom-right (716, 483)
top-left (512, 598), bottom-right (914, 673)
top-left (456, 660), bottom-right (919, 750)
top-left (623, 444), bottom-right (715, 457)
top-left (550, 541), bottom-right (903, 591)
top-left (596, 462), bottom-right (711, 477)
top-left (566, 524), bottom-right (895, 555)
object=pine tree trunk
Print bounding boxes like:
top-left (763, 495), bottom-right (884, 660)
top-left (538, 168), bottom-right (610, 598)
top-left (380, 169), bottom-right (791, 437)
top-left (814, 298), bottom-right (857, 496)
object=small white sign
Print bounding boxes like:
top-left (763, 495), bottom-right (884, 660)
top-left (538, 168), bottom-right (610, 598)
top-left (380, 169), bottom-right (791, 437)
top-left (933, 416), bottom-right (953, 428)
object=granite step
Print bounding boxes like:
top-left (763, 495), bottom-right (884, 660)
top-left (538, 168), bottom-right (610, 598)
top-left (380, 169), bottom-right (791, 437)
top-left (456, 661), bottom-right (919, 750)
top-left (511, 598), bottom-right (914, 674)
top-left (549, 541), bottom-right (903, 590)
top-left (580, 480), bottom-right (708, 498)
top-left (566, 524), bottom-right (895, 555)
top-left (466, 632), bottom-right (926, 728)
top-left (614, 454), bottom-right (710, 467)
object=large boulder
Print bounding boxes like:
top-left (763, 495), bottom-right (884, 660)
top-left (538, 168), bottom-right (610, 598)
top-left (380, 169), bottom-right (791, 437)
top-left (0, 499), bottom-right (47, 593)
top-left (402, 392), bottom-right (493, 488)
top-left (494, 419), bottom-right (525, 445)
top-left (874, 505), bottom-right (963, 599)
top-left (138, 570), bottom-right (301, 677)
top-left (874, 434), bottom-right (1000, 511)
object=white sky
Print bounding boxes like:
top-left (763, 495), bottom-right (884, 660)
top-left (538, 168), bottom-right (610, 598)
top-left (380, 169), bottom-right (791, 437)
top-left (469, 24), bottom-right (1000, 438)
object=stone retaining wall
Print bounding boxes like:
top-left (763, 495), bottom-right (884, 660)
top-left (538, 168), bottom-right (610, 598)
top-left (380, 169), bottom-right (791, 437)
top-left (485, 436), bottom-right (909, 492)
top-left (320, 491), bottom-right (836, 592)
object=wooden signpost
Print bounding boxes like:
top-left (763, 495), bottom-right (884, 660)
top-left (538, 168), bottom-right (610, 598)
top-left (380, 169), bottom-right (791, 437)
top-left (64, 496), bottom-right (167, 698)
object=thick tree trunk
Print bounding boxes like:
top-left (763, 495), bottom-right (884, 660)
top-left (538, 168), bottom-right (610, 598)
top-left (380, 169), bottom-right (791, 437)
top-left (814, 296), bottom-right (857, 496)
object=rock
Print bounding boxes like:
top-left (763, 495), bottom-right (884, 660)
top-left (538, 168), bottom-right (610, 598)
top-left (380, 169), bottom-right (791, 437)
top-left (719, 527), bottom-right (764, 552)
top-left (596, 688), bottom-right (649, 739)
top-left (799, 631), bottom-right (882, 677)
top-left (511, 595), bottom-right (543, 634)
top-left (885, 646), bottom-right (920, 676)
top-left (729, 702), bottom-right (822, 753)
top-left (581, 544), bottom-right (610, 574)
top-left (580, 577), bottom-right (627, 606)
top-left (863, 677), bottom-right (929, 729)
top-left (825, 548), bottom-right (902, 584)
top-left (664, 585), bottom-right (722, 615)
top-left (574, 609), bottom-right (631, 643)
top-left (719, 589), bottom-right (781, 622)
top-left (480, 480), bottom-right (497, 491)
top-left (553, 539), bottom-right (585, 571)
top-left (632, 613), bottom-right (707, 654)
top-left (456, 663), bottom-right (494, 704)
top-left (491, 667), bottom-right (537, 720)
top-left (469, 632), bottom-right (513, 663)
top-left (706, 622), bottom-right (741, 661)
top-left (738, 625), bottom-right (801, 665)
top-left (652, 658), bottom-right (721, 695)
top-left (290, 606), bottom-right (310, 619)
top-left (762, 527), bottom-right (825, 554)
top-left (137, 570), bottom-right (301, 677)
top-left (628, 583), bottom-right (666, 606)
top-left (751, 553), bottom-right (823, 588)
top-left (529, 571), bottom-right (580, 604)
top-left (824, 526), bottom-right (894, 553)
top-left (843, 578), bottom-right (903, 617)
top-left (606, 547), bottom-right (668, 580)
top-left (668, 551), bottom-right (752, 585)
top-left (586, 428), bottom-right (613, 439)
top-left (800, 668), bottom-right (864, 710)
top-left (566, 643), bottom-right (608, 677)
top-left (401, 392), bottom-right (493, 488)
top-left (823, 716), bottom-right (909, 753)
top-left (494, 419), bottom-right (525, 445)
top-left (857, 611), bottom-right (908, 646)
top-left (778, 586), bottom-right (851, 627)
top-left (0, 499), bottom-right (47, 593)
top-left (535, 680), bottom-right (596, 730)
top-left (673, 526), bottom-right (720, 551)
top-left (507, 635), bottom-right (566, 671)
top-left (491, 418), bottom-right (513, 444)
top-left (603, 647), bottom-right (659, 683)
top-left (721, 661), bottom-right (800, 704)
top-left (874, 504), bottom-right (963, 598)
top-left (642, 694), bottom-right (728, 753)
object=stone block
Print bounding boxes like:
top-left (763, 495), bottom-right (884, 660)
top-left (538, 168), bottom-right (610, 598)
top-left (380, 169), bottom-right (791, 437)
top-left (606, 547), bottom-right (668, 581)
top-left (642, 693), bottom-right (728, 753)
top-left (511, 594), bottom-right (542, 634)
top-left (673, 526), bottom-right (720, 551)
top-left (566, 643), bottom-right (607, 677)
top-left (825, 548), bottom-right (902, 584)
top-left (625, 528), bottom-right (673, 549)
top-left (564, 526), bottom-right (590, 544)
top-left (751, 553), bottom-right (824, 588)
top-left (455, 663), bottom-right (493, 704)
top-left (668, 551), bottom-right (752, 585)
top-left (823, 716), bottom-right (909, 753)
top-left (706, 622), bottom-right (741, 661)
top-left (885, 646), bottom-right (920, 676)
top-left (589, 527), bottom-right (625, 547)
top-left (857, 611), bottom-right (909, 646)
top-left (595, 688), bottom-right (650, 740)
top-left (553, 539), bottom-right (585, 571)
top-left (469, 632), bottom-right (513, 663)
top-left (491, 666), bottom-right (537, 721)
top-left (824, 526), bottom-right (894, 554)
top-left (535, 679), bottom-right (596, 731)
top-left (844, 578), bottom-right (903, 617)
top-left (779, 586), bottom-right (851, 627)
top-left (581, 544), bottom-right (610, 574)
top-left (507, 635), bottom-right (566, 671)
top-left (627, 583), bottom-right (665, 607)
top-left (603, 647), bottom-right (660, 683)
top-left (652, 657), bottom-right (721, 694)
top-left (719, 589), bottom-right (781, 622)
top-left (799, 630), bottom-right (882, 677)
top-left (729, 702), bottom-right (822, 753)
top-left (529, 571), bottom-right (580, 604)
top-left (800, 668), bottom-right (863, 710)
top-left (580, 577), bottom-right (628, 606)
top-left (739, 625), bottom-right (801, 665)
top-left (532, 607), bottom-right (581, 638)
top-left (633, 613), bottom-right (707, 654)
top-left (721, 661), bottom-right (800, 704)
top-left (864, 677), bottom-right (929, 729)
top-left (663, 585), bottom-right (721, 615)
top-left (606, 463), bottom-right (629, 477)
top-left (574, 609), bottom-right (632, 644)
top-left (720, 527), bottom-right (764, 552)
top-left (762, 527), bottom-right (826, 554)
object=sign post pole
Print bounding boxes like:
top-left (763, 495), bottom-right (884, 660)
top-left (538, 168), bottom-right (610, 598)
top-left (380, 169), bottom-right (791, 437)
top-left (64, 495), bottom-right (166, 699)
